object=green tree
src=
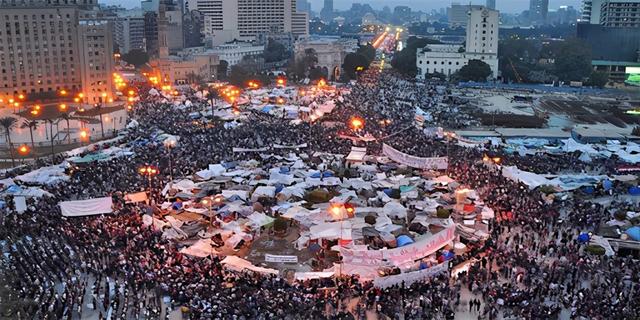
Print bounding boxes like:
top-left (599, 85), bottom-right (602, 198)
top-left (588, 70), bottom-right (609, 88)
top-left (553, 38), bottom-right (592, 82)
top-left (391, 36), bottom-right (441, 77)
top-left (308, 67), bottom-right (325, 81)
top-left (0, 117), bottom-right (18, 166)
top-left (186, 72), bottom-right (204, 85)
top-left (217, 60), bottom-right (229, 79)
top-left (21, 119), bottom-right (38, 149)
top-left (121, 49), bottom-right (150, 68)
top-left (263, 39), bottom-right (288, 63)
top-left (456, 59), bottom-right (492, 82)
top-left (356, 43), bottom-right (376, 65)
top-left (229, 65), bottom-right (251, 87)
top-left (342, 53), bottom-right (369, 80)
top-left (292, 48), bottom-right (318, 79)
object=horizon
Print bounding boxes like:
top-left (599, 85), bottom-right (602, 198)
top-left (101, 0), bottom-right (583, 14)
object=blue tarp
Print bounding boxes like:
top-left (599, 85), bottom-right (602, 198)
top-left (261, 105), bottom-right (275, 113)
top-left (629, 186), bottom-right (640, 196)
top-left (582, 186), bottom-right (595, 194)
top-left (310, 172), bottom-right (321, 178)
top-left (626, 226), bottom-right (640, 241)
top-left (279, 167), bottom-right (290, 174)
top-left (172, 202), bottom-right (183, 210)
top-left (578, 233), bottom-right (590, 243)
top-left (396, 235), bottom-right (414, 247)
top-left (322, 171), bottom-right (334, 178)
top-left (603, 179), bottom-right (613, 191)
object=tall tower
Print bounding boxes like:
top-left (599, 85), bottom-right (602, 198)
top-left (321, 0), bottom-right (333, 21)
top-left (486, 0), bottom-right (496, 10)
top-left (529, 0), bottom-right (549, 25)
top-left (158, 0), bottom-right (170, 58)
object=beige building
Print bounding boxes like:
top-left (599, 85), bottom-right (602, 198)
top-left (150, 50), bottom-right (220, 85)
top-left (294, 36), bottom-right (358, 81)
top-left (0, 0), bottom-right (115, 105)
top-left (195, 0), bottom-right (308, 45)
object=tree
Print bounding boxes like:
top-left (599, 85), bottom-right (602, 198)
top-left (588, 70), bottom-right (609, 88)
top-left (553, 38), bottom-right (592, 82)
top-left (263, 39), bottom-right (288, 63)
top-left (456, 59), bottom-right (492, 82)
top-left (185, 72), bottom-right (204, 85)
top-left (217, 60), bottom-right (229, 79)
top-left (424, 71), bottom-right (446, 81)
top-left (0, 117), bottom-right (18, 167)
top-left (229, 65), bottom-right (251, 87)
top-left (292, 48), bottom-right (318, 79)
top-left (342, 53), bottom-right (369, 80)
top-left (356, 43), bottom-right (376, 65)
top-left (58, 113), bottom-right (72, 145)
top-left (121, 49), bottom-right (150, 68)
top-left (308, 67), bottom-right (325, 81)
top-left (21, 119), bottom-right (38, 149)
top-left (391, 36), bottom-right (441, 77)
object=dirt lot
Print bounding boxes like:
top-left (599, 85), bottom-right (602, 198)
top-left (539, 97), bottom-right (640, 128)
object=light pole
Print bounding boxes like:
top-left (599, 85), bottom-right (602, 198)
top-left (138, 165), bottom-right (159, 204)
top-left (163, 138), bottom-right (177, 187)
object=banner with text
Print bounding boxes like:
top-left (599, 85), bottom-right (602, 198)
top-left (373, 263), bottom-right (449, 288)
top-left (382, 144), bottom-right (448, 170)
top-left (265, 254), bottom-right (299, 263)
top-left (341, 223), bottom-right (456, 266)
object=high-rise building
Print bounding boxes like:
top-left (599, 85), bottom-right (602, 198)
top-left (600, 1), bottom-right (640, 27)
top-left (447, 3), bottom-right (484, 27)
top-left (486, 0), bottom-right (496, 10)
top-left (529, 0), bottom-right (549, 25)
top-left (195, 0), bottom-right (308, 45)
top-left (115, 16), bottom-right (146, 54)
top-left (321, 0), bottom-right (333, 21)
top-left (417, 7), bottom-right (499, 80)
top-left (296, 0), bottom-right (311, 15)
top-left (144, 11), bottom-right (159, 56)
top-left (0, 0), bottom-right (114, 104)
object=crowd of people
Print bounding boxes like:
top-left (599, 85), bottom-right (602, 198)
top-left (0, 64), bottom-right (638, 320)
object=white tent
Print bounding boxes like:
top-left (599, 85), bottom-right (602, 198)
top-left (59, 197), bottom-right (113, 217)
top-left (221, 256), bottom-right (279, 275)
top-left (179, 239), bottom-right (219, 257)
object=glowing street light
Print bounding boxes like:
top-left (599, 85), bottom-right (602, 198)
top-left (350, 117), bottom-right (364, 130)
top-left (18, 144), bottom-right (30, 156)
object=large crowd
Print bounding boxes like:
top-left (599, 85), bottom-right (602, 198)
top-left (0, 65), bottom-right (638, 320)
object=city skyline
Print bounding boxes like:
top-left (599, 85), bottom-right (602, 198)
top-left (101, 0), bottom-right (583, 13)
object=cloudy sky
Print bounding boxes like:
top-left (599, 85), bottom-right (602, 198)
top-left (102, 0), bottom-right (583, 14)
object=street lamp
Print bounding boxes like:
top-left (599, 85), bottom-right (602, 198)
top-left (350, 117), bottom-right (364, 131)
top-left (163, 137), bottom-right (177, 187)
top-left (138, 165), bottom-right (159, 203)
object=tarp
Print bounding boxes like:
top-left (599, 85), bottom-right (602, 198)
top-left (221, 256), bottom-right (279, 275)
top-left (179, 239), bottom-right (219, 257)
top-left (14, 196), bottom-right (27, 213)
top-left (59, 197), bottom-right (113, 217)
top-left (373, 262), bottom-right (448, 288)
top-left (16, 163), bottom-right (69, 185)
top-left (252, 186), bottom-right (276, 201)
top-left (294, 271), bottom-right (335, 280)
top-left (124, 192), bottom-right (148, 203)
top-left (396, 235), bottom-right (414, 247)
top-left (382, 144), bottom-right (448, 170)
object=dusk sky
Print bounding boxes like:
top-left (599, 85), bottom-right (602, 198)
top-left (103, 0), bottom-right (583, 14)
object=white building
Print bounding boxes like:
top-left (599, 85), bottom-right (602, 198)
top-left (115, 16), bottom-right (146, 54)
top-left (195, 0), bottom-right (308, 45)
top-left (417, 7), bottom-right (499, 80)
top-left (205, 42), bottom-right (265, 66)
top-left (447, 3), bottom-right (484, 27)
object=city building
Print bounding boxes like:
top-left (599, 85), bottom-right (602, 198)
top-left (600, 0), bottom-right (640, 27)
top-left (0, 0), bottom-right (115, 104)
top-left (579, 0), bottom-right (640, 24)
top-left (447, 3), bottom-right (484, 27)
top-left (393, 6), bottom-right (412, 24)
top-left (529, 0), bottom-right (549, 25)
top-left (417, 6), bottom-right (499, 80)
top-left (183, 9), bottom-right (204, 48)
top-left (578, 0), bottom-right (640, 84)
top-left (194, 0), bottom-right (309, 45)
top-left (321, 0), bottom-right (333, 22)
top-left (296, 0), bottom-right (311, 16)
top-left (141, 0), bottom-right (160, 12)
top-left (150, 49), bottom-right (220, 85)
top-left (294, 36), bottom-right (358, 81)
top-left (206, 42), bottom-right (265, 66)
top-left (144, 11), bottom-right (159, 57)
top-left (257, 32), bottom-right (296, 54)
top-left (115, 16), bottom-right (146, 54)
top-left (486, 0), bottom-right (496, 10)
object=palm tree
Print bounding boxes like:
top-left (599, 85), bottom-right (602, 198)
top-left (58, 113), bottom-right (72, 145)
top-left (21, 119), bottom-right (38, 149)
top-left (0, 117), bottom-right (18, 167)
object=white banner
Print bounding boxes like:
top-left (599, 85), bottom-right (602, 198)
top-left (341, 222), bottom-right (455, 266)
top-left (273, 143), bottom-right (308, 149)
top-left (373, 263), bottom-right (449, 288)
top-left (59, 197), bottom-right (113, 217)
top-left (382, 144), bottom-right (448, 170)
top-left (265, 254), bottom-right (299, 263)
top-left (232, 147), bottom-right (269, 153)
